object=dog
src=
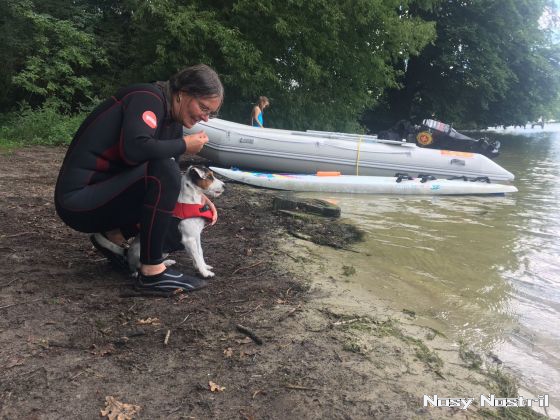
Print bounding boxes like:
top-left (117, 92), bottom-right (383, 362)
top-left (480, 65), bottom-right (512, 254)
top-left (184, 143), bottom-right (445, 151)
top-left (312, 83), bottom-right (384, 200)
top-left (127, 165), bottom-right (225, 278)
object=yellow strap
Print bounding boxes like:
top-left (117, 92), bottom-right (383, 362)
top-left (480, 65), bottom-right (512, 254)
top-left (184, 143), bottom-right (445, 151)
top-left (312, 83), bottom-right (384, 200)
top-left (355, 136), bottom-right (363, 176)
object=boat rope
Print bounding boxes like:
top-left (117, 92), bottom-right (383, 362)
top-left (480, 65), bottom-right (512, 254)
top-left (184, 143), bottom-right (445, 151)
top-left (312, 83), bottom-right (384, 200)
top-left (356, 135), bottom-right (363, 175)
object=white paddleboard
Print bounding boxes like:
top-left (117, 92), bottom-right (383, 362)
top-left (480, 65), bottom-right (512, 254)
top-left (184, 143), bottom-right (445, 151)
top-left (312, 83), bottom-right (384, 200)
top-left (210, 167), bottom-right (518, 195)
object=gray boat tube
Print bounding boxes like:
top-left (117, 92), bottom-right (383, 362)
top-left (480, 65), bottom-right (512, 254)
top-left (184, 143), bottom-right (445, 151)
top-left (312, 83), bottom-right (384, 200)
top-left (185, 118), bottom-right (514, 182)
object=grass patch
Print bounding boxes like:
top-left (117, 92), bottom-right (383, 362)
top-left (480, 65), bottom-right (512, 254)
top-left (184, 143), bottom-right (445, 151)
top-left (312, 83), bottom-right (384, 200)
top-left (342, 341), bottom-right (362, 353)
top-left (459, 342), bottom-right (483, 370)
top-left (373, 318), bottom-right (401, 338)
top-left (424, 326), bottom-right (447, 340)
top-left (479, 368), bottom-right (547, 419)
top-left (0, 139), bottom-right (24, 153)
top-left (0, 106), bottom-right (85, 147)
top-left (411, 338), bottom-right (444, 370)
top-left (402, 308), bottom-right (416, 318)
top-left (342, 265), bottom-right (356, 276)
top-left (344, 320), bottom-right (373, 332)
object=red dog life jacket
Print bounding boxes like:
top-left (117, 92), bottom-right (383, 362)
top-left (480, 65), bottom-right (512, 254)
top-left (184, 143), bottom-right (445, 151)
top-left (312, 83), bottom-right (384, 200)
top-left (172, 202), bottom-right (213, 221)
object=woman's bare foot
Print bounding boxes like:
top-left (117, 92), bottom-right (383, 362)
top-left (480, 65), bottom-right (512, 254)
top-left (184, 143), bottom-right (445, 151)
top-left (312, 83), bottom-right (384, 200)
top-left (140, 263), bottom-right (166, 276)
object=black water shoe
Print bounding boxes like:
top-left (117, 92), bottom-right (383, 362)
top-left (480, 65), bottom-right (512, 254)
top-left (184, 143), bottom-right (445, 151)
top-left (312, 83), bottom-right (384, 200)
top-left (136, 268), bottom-right (208, 292)
top-left (90, 233), bottom-right (129, 271)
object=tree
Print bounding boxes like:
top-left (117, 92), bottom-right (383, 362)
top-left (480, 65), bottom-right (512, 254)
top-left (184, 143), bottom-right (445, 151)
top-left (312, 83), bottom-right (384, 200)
top-left (365, 0), bottom-right (560, 130)
top-left (0, 0), bottom-right (108, 112)
top-left (2, 0), bottom-right (438, 130)
top-left (219, 0), bottom-right (437, 130)
top-left (65, 0), bottom-right (437, 131)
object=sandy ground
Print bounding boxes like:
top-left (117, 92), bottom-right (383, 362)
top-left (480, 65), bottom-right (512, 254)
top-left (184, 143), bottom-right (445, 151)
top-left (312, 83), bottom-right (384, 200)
top-left (0, 147), bottom-right (546, 419)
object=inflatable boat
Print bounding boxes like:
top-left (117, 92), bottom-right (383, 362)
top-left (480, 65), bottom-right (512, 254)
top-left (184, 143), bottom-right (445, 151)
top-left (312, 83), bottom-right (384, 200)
top-left (185, 119), bottom-right (514, 182)
top-left (211, 167), bottom-right (518, 195)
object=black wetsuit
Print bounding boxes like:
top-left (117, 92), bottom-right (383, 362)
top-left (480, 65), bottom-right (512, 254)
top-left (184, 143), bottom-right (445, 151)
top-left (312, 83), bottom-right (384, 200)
top-left (55, 82), bottom-right (186, 265)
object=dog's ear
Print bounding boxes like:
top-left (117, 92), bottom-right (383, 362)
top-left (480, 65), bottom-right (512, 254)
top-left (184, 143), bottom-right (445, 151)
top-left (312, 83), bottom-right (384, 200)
top-left (189, 166), bottom-right (209, 180)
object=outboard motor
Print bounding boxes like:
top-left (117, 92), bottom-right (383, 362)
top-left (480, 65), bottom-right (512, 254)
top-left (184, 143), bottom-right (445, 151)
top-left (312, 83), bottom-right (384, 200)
top-left (377, 119), bottom-right (500, 158)
top-left (415, 119), bottom-right (500, 158)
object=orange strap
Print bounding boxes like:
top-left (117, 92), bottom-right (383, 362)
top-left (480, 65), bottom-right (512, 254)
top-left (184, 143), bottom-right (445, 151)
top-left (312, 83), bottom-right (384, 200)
top-left (316, 171), bottom-right (341, 177)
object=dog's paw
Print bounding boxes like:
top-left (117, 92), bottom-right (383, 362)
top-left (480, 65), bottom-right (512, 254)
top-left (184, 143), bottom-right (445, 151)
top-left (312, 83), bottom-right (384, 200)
top-left (163, 259), bottom-right (176, 267)
top-left (205, 264), bottom-right (213, 270)
top-left (199, 269), bottom-right (215, 278)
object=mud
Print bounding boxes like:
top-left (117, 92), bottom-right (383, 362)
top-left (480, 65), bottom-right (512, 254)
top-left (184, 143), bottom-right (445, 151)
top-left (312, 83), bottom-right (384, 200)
top-left (0, 147), bottom-right (542, 419)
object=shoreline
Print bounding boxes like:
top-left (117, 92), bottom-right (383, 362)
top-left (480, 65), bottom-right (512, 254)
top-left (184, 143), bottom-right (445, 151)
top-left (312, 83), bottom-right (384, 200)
top-left (275, 232), bottom-right (553, 418)
top-left (0, 146), bottom-right (551, 419)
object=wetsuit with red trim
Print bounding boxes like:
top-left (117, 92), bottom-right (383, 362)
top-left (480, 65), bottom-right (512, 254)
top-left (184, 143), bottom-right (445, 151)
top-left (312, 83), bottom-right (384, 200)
top-left (55, 81), bottom-right (186, 265)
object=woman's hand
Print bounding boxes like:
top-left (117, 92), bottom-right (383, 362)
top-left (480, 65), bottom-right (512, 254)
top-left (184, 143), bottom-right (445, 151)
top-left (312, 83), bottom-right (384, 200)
top-left (184, 131), bottom-right (208, 154)
top-left (202, 194), bottom-right (218, 225)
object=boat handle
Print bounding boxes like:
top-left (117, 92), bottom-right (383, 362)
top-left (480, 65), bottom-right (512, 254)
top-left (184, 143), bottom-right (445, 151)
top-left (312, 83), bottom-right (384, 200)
top-left (450, 158), bottom-right (465, 166)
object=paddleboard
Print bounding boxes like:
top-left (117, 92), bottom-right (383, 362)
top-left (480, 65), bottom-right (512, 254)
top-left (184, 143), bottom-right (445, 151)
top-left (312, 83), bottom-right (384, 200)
top-left (210, 167), bottom-right (518, 195)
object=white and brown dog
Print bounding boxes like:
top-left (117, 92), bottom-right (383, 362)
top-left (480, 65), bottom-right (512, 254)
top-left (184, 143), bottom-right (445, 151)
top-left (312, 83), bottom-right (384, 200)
top-left (127, 165), bottom-right (225, 278)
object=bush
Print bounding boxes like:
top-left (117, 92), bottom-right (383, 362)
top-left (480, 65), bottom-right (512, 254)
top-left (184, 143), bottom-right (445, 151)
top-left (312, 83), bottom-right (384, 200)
top-left (0, 105), bottom-right (85, 147)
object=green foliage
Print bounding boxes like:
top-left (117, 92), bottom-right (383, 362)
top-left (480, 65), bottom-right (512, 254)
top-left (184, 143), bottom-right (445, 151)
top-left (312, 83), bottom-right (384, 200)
top-left (1, 0), bottom-right (558, 132)
top-left (0, 106), bottom-right (85, 147)
top-left (93, 0), bottom-right (436, 131)
top-left (1, 0), bottom-right (437, 131)
top-left (222, 0), bottom-right (437, 130)
top-left (1, 0), bottom-right (108, 112)
top-left (365, 0), bottom-right (560, 129)
top-left (12, 5), bottom-right (107, 111)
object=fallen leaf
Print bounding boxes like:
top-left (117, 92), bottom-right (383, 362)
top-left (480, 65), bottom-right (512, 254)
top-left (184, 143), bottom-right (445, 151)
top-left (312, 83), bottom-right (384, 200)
top-left (91, 343), bottom-right (116, 356)
top-left (276, 298), bottom-right (287, 304)
top-left (223, 347), bottom-right (233, 358)
top-left (239, 409), bottom-right (256, 420)
top-left (177, 294), bottom-right (189, 302)
top-left (100, 396), bottom-right (141, 420)
top-left (136, 317), bottom-right (160, 326)
top-left (208, 381), bottom-right (225, 392)
top-left (235, 337), bottom-right (252, 345)
top-left (5, 358), bottom-right (24, 368)
top-left (252, 389), bottom-right (267, 399)
top-left (240, 349), bottom-right (257, 358)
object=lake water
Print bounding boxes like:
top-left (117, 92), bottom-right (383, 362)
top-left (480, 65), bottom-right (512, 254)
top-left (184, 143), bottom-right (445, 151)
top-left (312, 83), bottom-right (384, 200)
top-left (298, 123), bottom-right (560, 407)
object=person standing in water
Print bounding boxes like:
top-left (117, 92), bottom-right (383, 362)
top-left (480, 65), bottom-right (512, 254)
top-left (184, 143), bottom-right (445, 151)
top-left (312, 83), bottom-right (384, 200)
top-left (251, 96), bottom-right (269, 128)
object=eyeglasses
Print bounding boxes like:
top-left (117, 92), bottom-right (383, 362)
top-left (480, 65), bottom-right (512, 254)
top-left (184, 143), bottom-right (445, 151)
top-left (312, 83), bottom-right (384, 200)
top-left (195, 98), bottom-right (219, 119)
